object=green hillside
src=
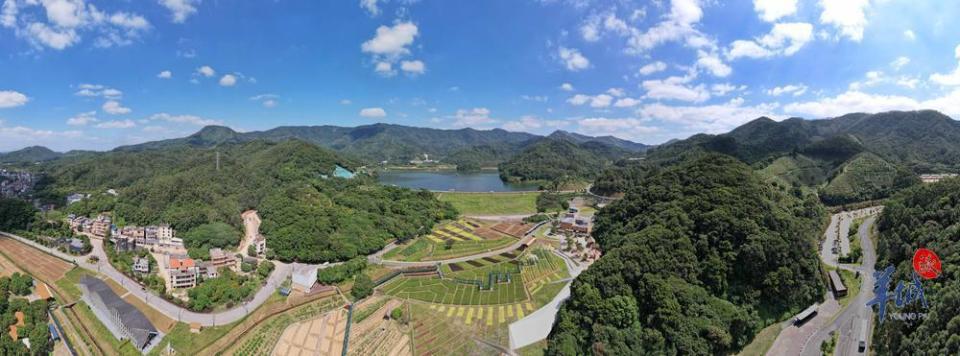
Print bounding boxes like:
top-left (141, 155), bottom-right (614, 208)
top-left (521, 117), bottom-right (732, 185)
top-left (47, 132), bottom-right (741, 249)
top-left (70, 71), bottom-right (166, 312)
top-left (36, 139), bottom-right (457, 263)
top-left (547, 154), bottom-right (825, 355)
top-left (819, 152), bottom-right (919, 205)
top-left (873, 178), bottom-right (960, 354)
top-left (0, 146), bottom-right (63, 163)
top-left (497, 138), bottom-right (632, 184)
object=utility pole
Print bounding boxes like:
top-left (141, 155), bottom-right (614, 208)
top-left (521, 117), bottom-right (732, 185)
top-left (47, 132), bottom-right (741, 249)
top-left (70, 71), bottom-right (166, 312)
top-left (216, 151), bottom-right (220, 171)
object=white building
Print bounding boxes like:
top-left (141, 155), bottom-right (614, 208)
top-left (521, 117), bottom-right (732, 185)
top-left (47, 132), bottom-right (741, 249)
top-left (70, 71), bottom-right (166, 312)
top-left (291, 263), bottom-right (318, 293)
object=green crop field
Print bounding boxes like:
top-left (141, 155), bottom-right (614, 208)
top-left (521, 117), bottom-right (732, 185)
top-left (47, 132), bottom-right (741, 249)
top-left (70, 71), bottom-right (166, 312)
top-left (385, 234), bottom-right (516, 262)
top-left (436, 192), bottom-right (538, 215)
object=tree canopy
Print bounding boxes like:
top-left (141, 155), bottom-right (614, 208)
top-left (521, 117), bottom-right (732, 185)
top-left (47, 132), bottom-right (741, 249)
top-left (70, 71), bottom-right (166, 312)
top-left (547, 153), bottom-right (826, 355)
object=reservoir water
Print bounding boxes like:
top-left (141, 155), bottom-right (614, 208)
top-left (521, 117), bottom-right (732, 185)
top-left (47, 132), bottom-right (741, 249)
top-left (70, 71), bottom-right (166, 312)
top-left (377, 171), bottom-right (540, 192)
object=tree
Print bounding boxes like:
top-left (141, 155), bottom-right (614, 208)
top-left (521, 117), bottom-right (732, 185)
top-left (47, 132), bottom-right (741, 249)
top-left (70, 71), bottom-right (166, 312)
top-left (0, 198), bottom-right (36, 231)
top-left (247, 244), bottom-right (257, 257)
top-left (444, 239), bottom-right (454, 250)
top-left (351, 274), bottom-right (373, 300)
top-left (390, 307), bottom-right (403, 321)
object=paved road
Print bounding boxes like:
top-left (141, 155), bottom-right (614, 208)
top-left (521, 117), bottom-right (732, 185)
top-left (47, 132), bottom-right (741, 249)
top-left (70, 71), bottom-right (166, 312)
top-left (378, 234), bottom-right (535, 268)
top-left (801, 213), bottom-right (879, 356)
top-left (507, 250), bottom-right (589, 350)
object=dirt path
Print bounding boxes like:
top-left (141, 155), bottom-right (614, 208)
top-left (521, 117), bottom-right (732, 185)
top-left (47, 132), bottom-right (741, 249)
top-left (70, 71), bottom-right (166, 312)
top-left (240, 210), bottom-right (262, 255)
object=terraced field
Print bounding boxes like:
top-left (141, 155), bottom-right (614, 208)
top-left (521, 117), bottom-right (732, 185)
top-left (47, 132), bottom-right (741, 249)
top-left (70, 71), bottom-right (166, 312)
top-left (229, 297), bottom-right (343, 356)
top-left (384, 220), bottom-right (518, 262)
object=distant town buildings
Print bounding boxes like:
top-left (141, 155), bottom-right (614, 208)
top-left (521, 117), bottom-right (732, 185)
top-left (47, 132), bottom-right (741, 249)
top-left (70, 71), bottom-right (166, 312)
top-left (66, 193), bottom-right (89, 205)
top-left (558, 208), bottom-right (592, 235)
top-left (920, 173), bottom-right (958, 184)
top-left (0, 170), bottom-right (36, 198)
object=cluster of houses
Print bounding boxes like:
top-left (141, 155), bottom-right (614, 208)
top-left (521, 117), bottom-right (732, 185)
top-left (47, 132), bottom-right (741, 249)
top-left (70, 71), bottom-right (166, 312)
top-left (0, 170), bottom-right (34, 198)
top-left (67, 214), bottom-right (184, 252)
top-left (557, 208), bottom-right (593, 236)
top-left (162, 248), bottom-right (259, 290)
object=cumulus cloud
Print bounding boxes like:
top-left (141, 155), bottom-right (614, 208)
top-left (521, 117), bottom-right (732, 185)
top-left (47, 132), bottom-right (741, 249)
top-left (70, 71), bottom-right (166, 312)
top-left (219, 74), bottom-right (237, 87)
top-left (102, 100), bottom-right (131, 115)
top-left (929, 44), bottom-right (960, 86)
top-left (250, 94), bottom-right (279, 108)
top-left (576, 117), bottom-right (658, 140)
top-left (766, 84), bottom-right (808, 96)
top-left (727, 22), bottom-right (813, 60)
top-left (449, 108), bottom-right (497, 128)
top-left (2, 0), bottom-right (151, 49)
top-left (75, 84), bottom-right (123, 99)
top-left (639, 98), bottom-right (782, 133)
top-left (567, 93), bottom-right (614, 108)
top-left (754, 0), bottom-right (798, 22)
top-left (360, 0), bottom-right (380, 16)
top-left (362, 21), bottom-right (418, 57)
top-left (400, 60), bottom-right (426, 75)
top-left (558, 47), bottom-right (590, 71)
top-left (818, 0), bottom-right (870, 42)
top-left (66, 111), bottom-right (98, 126)
top-left (710, 83), bottom-right (745, 96)
top-left (625, 0), bottom-right (707, 54)
top-left (641, 75), bottom-right (710, 103)
top-left (196, 65), bottom-right (215, 77)
top-left (502, 115), bottom-right (567, 132)
top-left (360, 107), bottom-right (387, 118)
top-left (158, 0), bottom-right (200, 23)
top-left (0, 120), bottom-right (83, 151)
top-left (560, 83), bottom-right (574, 91)
top-left (638, 61), bottom-right (667, 76)
top-left (890, 57), bottom-right (910, 71)
top-left (0, 90), bottom-right (28, 108)
top-left (696, 51), bottom-right (731, 77)
top-left (157, 70), bottom-right (172, 79)
top-left (903, 30), bottom-right (915, 41)
top-left (784, 89), bottom-right (960, 118)
top-left (96, 119), bottom-right (136, 129)
top-left (613, 98), bottom-right (641, 108)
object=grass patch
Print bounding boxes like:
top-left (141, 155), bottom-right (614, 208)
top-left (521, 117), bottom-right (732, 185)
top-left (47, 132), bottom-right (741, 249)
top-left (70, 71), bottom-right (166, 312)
top-left (530, 281), bottom-right (566, 309)
top-left (353, 299), bottom-right (389, 324)
top-left (518, 339), bottom-right (547, 356)
top-left (148, 322), bottom-right (236, 356)
top-left (736, 322), bottom-right (782, 356)
top-left (837, 269), bottom-right (861, 308)
top-left (436, 192), bottom-right (538, 215)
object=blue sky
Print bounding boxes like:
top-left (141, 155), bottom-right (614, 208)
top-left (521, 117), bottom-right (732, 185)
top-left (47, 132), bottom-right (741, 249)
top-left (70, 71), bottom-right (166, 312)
top-left (1, 0), bottom-right (959, 151)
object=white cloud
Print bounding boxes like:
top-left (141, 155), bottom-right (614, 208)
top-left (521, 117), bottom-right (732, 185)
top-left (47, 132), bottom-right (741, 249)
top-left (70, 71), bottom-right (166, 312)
top-left (74, 84), bottom-right (122, 99)
top-left (613, 97), bottom-right (641, 107)
top-left (250, 94), bottom-right (279, 108)
top-left (558, 47), bottom-right (589, 71)
top-left (560, 83), bottom-right (574, 91)
top-left (449, 108), bottom-right (497, 128)
top-left (580, 17), bottom-right (600, 42)
top-left (638, 61), bottom-right (667, 75)
top-left (340, 99), bottom-right (352, 105)
top-left (711, 83), bottom-right (743, 96)
top-left (0, 90), bottom-right (28, 108)
top-left (754, 0), bottom-right (798, 22)
top-left (639, 99), bottom-right (782, 133)
top-left (727, 22), bottom-right (813, 60)
top-left (0, 120), bottom-right (83, 151)
top-left (766, 84), bottom-right (808, 96)
top-left (606, 88), bottom-right (625, 97)
top-left (625, 0), bottom-right (705, 54)
top-left (102, 100), bottom-right (131, 115)
top-left (360, 107), bottom-right (387, 118)
top-left (929, 44), bottom-right (960, 86)
top-left (502, 115), bottom-right (567, 132)
top-left (641, 75), bottom-right (710, 103)
top-left (360, 0), bottom-right (380, 16)
top-left (696, 51), bottom-right (731, 77)
top-left (66, 111), bottom-right (98, 126)
top-left (157, 70), bottom-right (172, 79)
top-left (149, 113), bottom-right (222, 126)
top-left (362, 21), bottom-right (418, 57)
top-left (374, 61), bottom-right (394, 76)
top-left (96, 119), bottom-right (135, 129)
top-left (890, 56), bottom-right (910, 71)
top-left (196, 66), bottom-right (215, 77)
top-left (521, 95), bottom-right (548, 102)
top-left (818, 0), bottom-right (870, 42)
top-left (219, 74), bottom-right (237, 87)
top-left (158, 0), bottom-right (200, 23)
top-left (24, 22), bottom-right (78, 49)
top-left (400, 60), bottom-right (426, 75)
top-left (3, 0), bottom-right (151, 50)
top-left (784, 89), bottom-right (960, 118)
top-left (567, 93), bottom-right (613, 108)
top-left (903, 30), bottom-right (915, 41)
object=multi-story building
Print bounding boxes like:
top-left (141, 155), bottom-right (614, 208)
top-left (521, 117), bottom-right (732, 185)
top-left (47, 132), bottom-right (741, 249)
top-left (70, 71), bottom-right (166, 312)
top-left (133, 257), bottom-right (150, 273)
top-left (209, 248), bottom-right (237, 270)
top-left (168, 256), bottom-right (198, 289)
top-left (91, 219), bottom-right (111, 237)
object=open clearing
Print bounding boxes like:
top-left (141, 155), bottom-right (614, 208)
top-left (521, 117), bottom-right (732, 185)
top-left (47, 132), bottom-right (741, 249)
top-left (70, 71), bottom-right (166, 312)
top-left (347, 299), bottom-right (411, 356)
top-left (0, 235), bottom-right (74, 282)
top-left (436, 192), bottom-right (538, 216)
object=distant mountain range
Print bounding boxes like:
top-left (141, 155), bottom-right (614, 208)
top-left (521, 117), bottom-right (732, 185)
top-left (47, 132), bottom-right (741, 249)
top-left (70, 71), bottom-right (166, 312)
top-left (1, 123), bottom-right (651, 166)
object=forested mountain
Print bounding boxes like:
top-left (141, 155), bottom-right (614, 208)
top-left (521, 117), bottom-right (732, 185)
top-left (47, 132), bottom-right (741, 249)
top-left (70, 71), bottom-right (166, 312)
top-left (547, 130), bottom-right (650, 153)
top-left (35, 139), bottom-right (457, 263)
top-left (114, 124), bottom-right (541, 164)
top-left (547, 153), bottom-right (826, 355)
top-left (873, 178), bottom-right (960, 354)
top-left (497, 138), bottom-right (636, 183)
top-left (0, 146), bottom-right (63, 163)
top-left (606, 110), bottom-right (957, 204)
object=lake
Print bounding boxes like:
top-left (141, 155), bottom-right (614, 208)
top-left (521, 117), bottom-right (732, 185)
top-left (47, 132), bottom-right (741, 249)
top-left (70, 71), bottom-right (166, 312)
top-left (377, 171), bottom-right (540, 192)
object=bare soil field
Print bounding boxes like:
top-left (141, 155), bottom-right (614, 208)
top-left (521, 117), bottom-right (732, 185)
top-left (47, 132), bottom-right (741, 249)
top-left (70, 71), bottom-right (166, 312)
top-left (0, 236), bottom-right (73, 282)
top-left (272, 308), bottom-right (348, 356)
top-left (348, 299), bottom-right (412, 356)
